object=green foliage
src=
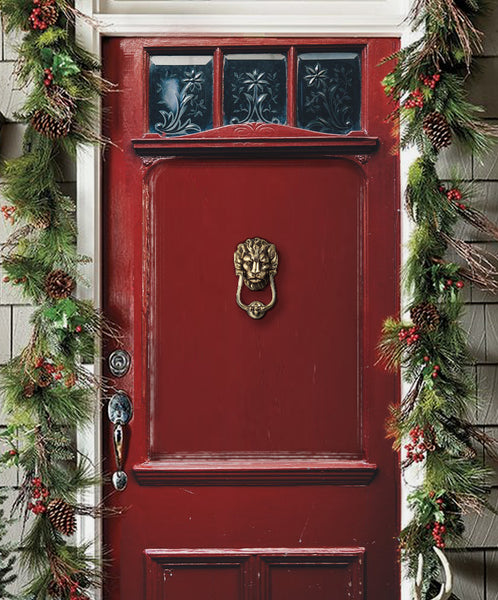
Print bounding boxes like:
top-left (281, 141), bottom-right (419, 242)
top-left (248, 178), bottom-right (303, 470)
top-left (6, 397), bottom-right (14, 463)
top-left (0, 1), bottom-right (113, 598)
top-left (378, 0), bottom-right (498, 597)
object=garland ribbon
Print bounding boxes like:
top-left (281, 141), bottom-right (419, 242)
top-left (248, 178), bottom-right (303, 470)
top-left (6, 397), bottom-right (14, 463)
top-left (379, 0), bottom-right (497, 597)
top-left (0, 1), bottom-right (114, 598)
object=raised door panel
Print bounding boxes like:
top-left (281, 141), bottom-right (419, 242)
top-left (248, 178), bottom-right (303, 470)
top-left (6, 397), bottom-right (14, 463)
top-left (144, 549), bottom-right (364, 600)
top-left (147, 158), bottom-right (362, 460)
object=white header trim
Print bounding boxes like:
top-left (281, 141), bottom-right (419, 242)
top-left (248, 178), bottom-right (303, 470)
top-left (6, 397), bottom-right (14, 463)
top-left (81, 0), bottom-right (411, 36)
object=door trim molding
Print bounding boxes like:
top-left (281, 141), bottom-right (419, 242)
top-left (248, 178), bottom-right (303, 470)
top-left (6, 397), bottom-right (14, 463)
top-left (132, 129), bottom-right (379, 158)
top-left (133, 458), bottom-right (377, 485)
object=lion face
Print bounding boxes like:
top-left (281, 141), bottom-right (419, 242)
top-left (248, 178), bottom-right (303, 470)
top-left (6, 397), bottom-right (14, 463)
top-left (234, 237), bottom-right (278, 291)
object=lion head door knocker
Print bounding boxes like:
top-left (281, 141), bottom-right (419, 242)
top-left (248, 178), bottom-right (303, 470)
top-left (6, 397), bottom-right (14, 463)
top-left (234, 237), bottom-right (278, 320)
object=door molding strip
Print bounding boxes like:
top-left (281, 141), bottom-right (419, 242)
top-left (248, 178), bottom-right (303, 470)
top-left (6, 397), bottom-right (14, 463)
top-left (133, 458), bottom-right (377, 486)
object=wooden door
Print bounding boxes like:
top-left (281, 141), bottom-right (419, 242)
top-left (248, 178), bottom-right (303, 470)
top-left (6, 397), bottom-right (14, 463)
top-left (102, 37), bottom-right (400, 600)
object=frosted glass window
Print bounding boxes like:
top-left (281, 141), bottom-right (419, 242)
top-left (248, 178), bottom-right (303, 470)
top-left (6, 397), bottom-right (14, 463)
top-left (149, 55), bottom-right (213, 136)
top-left (298, 52), bottom-right (361, 134)
top-left (223, 54), bottom-right (287, 126)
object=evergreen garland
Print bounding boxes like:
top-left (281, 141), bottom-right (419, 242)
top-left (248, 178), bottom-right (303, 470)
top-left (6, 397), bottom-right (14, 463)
top-left (0, 1), bottom-right (114, 598)
top-left (379, 0), bottom-right (498, 597)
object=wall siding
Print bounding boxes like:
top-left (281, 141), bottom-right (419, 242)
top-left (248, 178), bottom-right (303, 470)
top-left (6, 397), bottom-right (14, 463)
top-left (0, 11), bottom-right (497, 600)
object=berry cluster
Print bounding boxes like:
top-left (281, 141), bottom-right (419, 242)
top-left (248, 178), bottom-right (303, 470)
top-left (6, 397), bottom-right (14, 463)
top-left (1, 205), bottom-right (15, 224)
top-left (28, 477), bottom-right (49, 515)
top-left (443, 278), bottom-right (465, 290)
top-left (398, 325), bottom-right (420, 345)
top-left (404, 88), bottom-right (424, 109)
top-left (28, 0), bottom-right (55, 30)
top-left (445, 187), bottom-right (468, 210)
top-left (431, 521), bottom-right (447, 548)
top-left (419, 72), bottom-right (441, 89)
top-left (43, 67), bottom-right (53, 87)
top-left (2, 275), bottom-right (27, 285)
top-left (35, 357), bottom-right (67, 382)
top-left (423, 356), bottom-right (441, 378)
top-left (404, 425), bottom-right (434, 463)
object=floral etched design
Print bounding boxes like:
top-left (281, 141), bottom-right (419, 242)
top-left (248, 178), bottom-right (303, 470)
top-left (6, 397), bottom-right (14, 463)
top-left (302, 62), bottom-right (356, 133)
top-left (154, 68), bottom-right (208, 136)
top-left (229, 69), bottom-right (283, 125)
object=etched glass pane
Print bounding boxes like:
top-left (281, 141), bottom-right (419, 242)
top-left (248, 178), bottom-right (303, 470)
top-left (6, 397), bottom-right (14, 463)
top-left (149, 55), bottom-right (213, 136)
top-left (298, 52), bottom-right (361, 134)
top-left (223, 54), bottom-right (287, 126)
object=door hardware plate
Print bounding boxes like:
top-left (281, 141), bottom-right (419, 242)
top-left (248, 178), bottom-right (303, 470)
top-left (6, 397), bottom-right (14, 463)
top-left (108, 391), bottom-right (133, 425)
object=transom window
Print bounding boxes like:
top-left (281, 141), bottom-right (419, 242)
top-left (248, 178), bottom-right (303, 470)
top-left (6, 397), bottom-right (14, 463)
top-left (148, 46), bottom-right (361, 136)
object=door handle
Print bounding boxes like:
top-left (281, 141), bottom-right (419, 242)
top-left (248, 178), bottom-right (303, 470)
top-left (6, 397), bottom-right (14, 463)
top-left (234, 237), bottom-right (278, 320)
top-left (107, 391), bottom-right (133, 491)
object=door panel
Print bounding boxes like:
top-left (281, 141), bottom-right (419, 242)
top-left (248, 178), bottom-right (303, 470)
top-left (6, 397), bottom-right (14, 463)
top-left (149, 158), bottom-right (361, 458)
top-left (145, 549), bottom-right (364, 600)
top-left (102, 37), bottom-right (400, 600)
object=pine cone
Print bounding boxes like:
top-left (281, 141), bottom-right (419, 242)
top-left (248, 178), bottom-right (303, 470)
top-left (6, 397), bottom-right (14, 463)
top-left (64, 373), bottom-right (77, 388)
top-left (410, 302), bottom-right (441, 331)
top-left (31, 109), bottom-right (71, 139)
top-left (46, 498), bottom-right (76, 536)
top-left (40, 1), bottom-right (59, 26)
top-left (37, 370), bottom-right (52, 388)
top-left (45, 269), bottom-right (75, 299)
top-left (423, 111), bottom-right (452, 149)
top-left (24, 381), bottom-right (35, 397)
top-left (32, 213), bottom-right (51, 229)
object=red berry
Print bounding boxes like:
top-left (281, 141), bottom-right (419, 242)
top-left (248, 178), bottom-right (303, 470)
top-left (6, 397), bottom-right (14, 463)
top-left (456, 280), bottom-right (464, 289)
top-left (423, 356), bottom-right (430, 362)
top-left (75, 325), bottom-right (82, 333)
top-left (446, 279), bottom-right (453, 286)
top-left (8, 449), bottom-right (17, 455)
top-left (2, 276), bottom-right (10, 283)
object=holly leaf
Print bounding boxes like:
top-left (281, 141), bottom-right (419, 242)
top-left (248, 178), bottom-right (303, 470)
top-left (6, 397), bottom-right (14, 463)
top-left (57, 298), bottom-right (78, 317)
top-left (42, 298), bottom-right (79, 329)
top-left (52, 53), bottom-right (80, 78)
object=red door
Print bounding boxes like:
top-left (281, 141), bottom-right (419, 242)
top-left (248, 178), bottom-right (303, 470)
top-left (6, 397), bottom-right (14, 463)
top-left (102, 37), bottom-right (400, 600)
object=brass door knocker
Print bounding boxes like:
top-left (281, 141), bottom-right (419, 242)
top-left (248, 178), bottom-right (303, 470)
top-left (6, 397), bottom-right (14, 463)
top-left (234, 237), bottom-right (278, 320)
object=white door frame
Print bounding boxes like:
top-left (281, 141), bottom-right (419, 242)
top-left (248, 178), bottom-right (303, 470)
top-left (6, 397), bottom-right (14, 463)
top-left (74, 3), bottom-right (414, 598)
